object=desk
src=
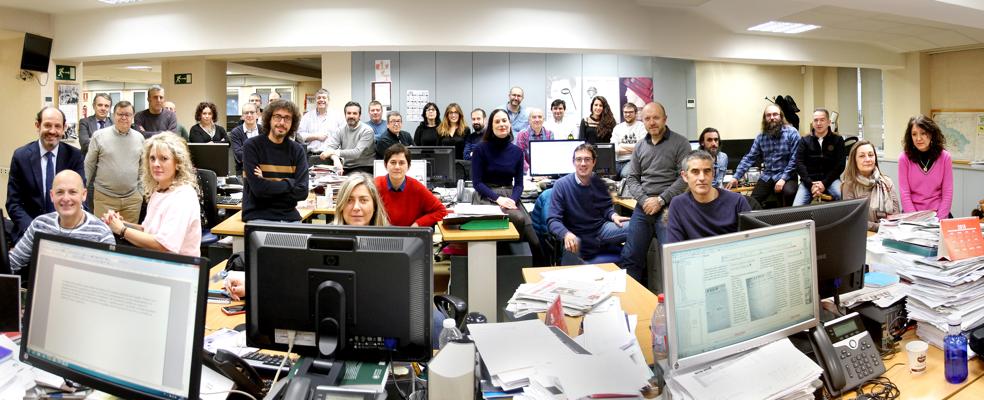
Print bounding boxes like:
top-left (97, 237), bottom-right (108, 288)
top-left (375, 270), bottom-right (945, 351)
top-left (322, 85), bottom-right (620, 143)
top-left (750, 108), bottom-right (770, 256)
top-left (840, 331), bottom-right (984, 399)
top-left (522, 263), bottom-right (658, 366)
top-left (205, 261), bottom-right (245, 336)
top-left (438, 220), bottom-right (519, 323)
top-left (211, 207), bottom-right (318, 252)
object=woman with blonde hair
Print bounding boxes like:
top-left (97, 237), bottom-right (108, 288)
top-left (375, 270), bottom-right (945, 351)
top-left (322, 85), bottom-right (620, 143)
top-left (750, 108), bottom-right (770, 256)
top-left (437, 102), bottom-right (471, 159)
top-left (332, 173), bottom-right (390, 226)
top-left (103, 132), bottom-right (202, 256)
top-left (841, 139), bottom-right (900, 231)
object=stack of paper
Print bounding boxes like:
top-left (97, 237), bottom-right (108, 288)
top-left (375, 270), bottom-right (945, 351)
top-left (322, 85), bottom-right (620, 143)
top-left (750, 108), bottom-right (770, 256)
top-left (505, 279), bottom-right (612, 318)
top-left (665, 339), bottom-right (823, 400)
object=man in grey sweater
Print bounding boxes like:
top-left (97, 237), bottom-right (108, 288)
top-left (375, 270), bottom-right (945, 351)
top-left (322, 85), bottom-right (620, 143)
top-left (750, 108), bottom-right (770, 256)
top-left (620, 102), bottom-right (691, 288)
top-left (320, 101), bottom-right (375, 175)
top-left (85, 101), bottom-right (145, 223)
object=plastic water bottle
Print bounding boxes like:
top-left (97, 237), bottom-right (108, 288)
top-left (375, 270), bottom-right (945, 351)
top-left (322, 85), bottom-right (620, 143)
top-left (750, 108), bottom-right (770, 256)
top-left (438, 318), bottom-right (464, 349)
top-left (651, 294), bottom-right (668, 360)
top-left (944, 314), bottom-right (968, 384)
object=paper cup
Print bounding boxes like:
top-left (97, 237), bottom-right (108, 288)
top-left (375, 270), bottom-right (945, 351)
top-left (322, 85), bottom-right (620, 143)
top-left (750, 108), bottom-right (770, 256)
top-left (906, 340), bottom-right (928, 374)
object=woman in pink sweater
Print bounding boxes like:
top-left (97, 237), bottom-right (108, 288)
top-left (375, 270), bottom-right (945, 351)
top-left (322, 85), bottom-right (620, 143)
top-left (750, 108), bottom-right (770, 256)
top-left (898, 115), bottom-right (953, 219)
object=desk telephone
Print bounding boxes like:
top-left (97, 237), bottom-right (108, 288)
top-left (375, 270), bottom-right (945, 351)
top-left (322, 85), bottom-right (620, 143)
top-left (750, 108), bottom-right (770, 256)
top-left (809, 312), bottom-right (886, 397)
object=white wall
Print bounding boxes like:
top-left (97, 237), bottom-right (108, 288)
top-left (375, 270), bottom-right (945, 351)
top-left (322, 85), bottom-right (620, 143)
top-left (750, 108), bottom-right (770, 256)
top-left (50, 0), bottom-right (905, 69)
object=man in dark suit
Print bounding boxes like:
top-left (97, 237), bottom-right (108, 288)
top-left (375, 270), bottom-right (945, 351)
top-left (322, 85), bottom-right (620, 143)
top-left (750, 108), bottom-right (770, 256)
top-left (7, 106), bottom-right (86, 243)
top-left (76, 93), bottom-right (112, 155)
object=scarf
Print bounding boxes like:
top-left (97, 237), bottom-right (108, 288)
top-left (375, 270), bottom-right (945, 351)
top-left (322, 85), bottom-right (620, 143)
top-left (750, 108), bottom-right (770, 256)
top-left (855, 168), bottom-right (898, 217)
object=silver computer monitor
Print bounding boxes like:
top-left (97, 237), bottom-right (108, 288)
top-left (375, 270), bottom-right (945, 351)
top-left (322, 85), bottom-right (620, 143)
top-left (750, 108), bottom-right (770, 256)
top-left (529, 139), bottom-right (584, 177)
top-left (663, 220), bottom-right (820, 371)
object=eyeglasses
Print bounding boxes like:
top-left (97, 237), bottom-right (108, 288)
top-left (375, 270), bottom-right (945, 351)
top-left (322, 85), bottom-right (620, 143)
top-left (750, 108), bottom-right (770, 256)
top-left (115, 113), bottom-right (134, 119)
top-left (242, 111), bottom-right (256, 115)
top-left (574, 157), bottom-right (595, 163)
top-left (271, 114), bottom-right (292, 123)
top-left (388, 119), bottom-right (402, 124)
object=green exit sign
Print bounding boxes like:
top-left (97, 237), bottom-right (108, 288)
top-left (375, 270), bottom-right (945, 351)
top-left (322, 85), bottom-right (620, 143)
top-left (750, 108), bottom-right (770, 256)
top-left (173, 73), bottom-right (193, 85)
top-left (55, 65), bottom-right (75, 81)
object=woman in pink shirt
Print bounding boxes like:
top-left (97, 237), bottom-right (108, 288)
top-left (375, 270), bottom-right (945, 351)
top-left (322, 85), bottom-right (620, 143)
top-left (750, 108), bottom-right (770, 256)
top-left (103, 132), bottom-right (202, 256)
top-left (898, 115), bottom-right (953, 219)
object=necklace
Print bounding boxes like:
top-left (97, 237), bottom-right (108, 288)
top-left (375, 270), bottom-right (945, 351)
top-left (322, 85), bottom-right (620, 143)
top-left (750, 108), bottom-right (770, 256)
top-left (918, 156), bottom-right (932, 172)
top-left (57, 215), bottom-right (86, 235)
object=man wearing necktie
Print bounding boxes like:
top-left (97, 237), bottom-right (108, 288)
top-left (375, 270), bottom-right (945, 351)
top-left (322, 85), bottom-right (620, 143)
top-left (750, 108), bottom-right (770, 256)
top-left (6, 107), bottom-right (86, 244)
top-left (75, 93), bottom-right (113, 155)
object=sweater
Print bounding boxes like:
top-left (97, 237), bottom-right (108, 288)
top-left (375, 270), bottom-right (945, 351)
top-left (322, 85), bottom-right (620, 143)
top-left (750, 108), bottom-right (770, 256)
top-left (134, 109), bottom-right (178, 138)
top-left (898, 150), bottom-right (954, 218)
top-left (242, 134), bottom-right (309, 222)
top-left (374, 175), bottom-right (447, 227)
top-left (84, 126), bottom-right (145, 197)
top-left (327, 122), bottom-right (375, 169)
top-left (547, 173), bottom-right (616, 240)
top-left (471, 137), bottom-right (524, 203)
top-left (623, 128), bottom-right (691, 206)
top-left (375, 129), bottom-right (413, 159)
top-left (414, 125), bottom-right (440, 146)
top-left (666, 189), bottom-right (751, 244)
top-left (9, 212), bottom-right (115, 272)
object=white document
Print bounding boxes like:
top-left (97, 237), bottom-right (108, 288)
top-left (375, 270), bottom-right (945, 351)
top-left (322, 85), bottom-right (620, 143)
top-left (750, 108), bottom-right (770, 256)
top-left (199, 366), bottom-right (235, 400)
top-left (545, 352), bottom-right (650, 399)
top-left (540, 266), bottom-right (627, 293)
top-left (576, 306), bottom-right (634, 355)
top-left (451, 204), bottom-right (505, 216)
top-left (468, 320), bottom-right (573, 377)
top-left (668, 338), bottom-right (822, 400)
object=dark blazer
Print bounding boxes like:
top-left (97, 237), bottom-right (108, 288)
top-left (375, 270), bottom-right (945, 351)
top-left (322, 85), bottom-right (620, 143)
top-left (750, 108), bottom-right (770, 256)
top-left (6, 141), bottom-right (86, 243)
top-left (77, 115), bottom-right (112, 155)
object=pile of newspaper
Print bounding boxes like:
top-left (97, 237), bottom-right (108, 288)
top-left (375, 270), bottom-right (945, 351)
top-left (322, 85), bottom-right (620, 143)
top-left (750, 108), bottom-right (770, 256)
top-left (505, 266), bottom-right (625, 318)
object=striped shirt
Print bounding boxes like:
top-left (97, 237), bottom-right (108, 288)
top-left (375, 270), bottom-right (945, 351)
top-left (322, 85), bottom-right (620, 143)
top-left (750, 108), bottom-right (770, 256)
top-left (9, 211), bottom-right (115, 272)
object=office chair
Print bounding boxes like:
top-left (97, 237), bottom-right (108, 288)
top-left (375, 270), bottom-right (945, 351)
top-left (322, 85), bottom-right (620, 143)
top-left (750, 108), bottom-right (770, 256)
top-left (196, 168), bottom-right (220, 251)
top-left (843, 136), bottom-right (859, 156)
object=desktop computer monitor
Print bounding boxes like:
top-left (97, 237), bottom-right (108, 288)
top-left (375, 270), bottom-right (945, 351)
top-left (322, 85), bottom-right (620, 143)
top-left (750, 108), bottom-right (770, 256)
top-left (739, 198), bottom-right (869, 300)
top-left (409, 146), bottom-right (455, 188)
top-left (244, 222), bottom-right (433, 362)
top-left (189, 142), bottom-right (231, 177)
top-left (529, 139), bottom-right (584, 177)
top-left (20, 233), bottom-right (208, 400)
top-left (663, 221), bottom-right (820, 371)
top-left (719, 139), bottom-right (755, 171)
top-left (593, 143), bottom-right (617, 176)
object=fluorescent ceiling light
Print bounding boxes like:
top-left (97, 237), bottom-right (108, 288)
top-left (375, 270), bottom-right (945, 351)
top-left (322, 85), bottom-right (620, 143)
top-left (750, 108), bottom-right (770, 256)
top-left (98, 0), bottom-right (143, 5)
top-left (125, 65), bottom-right (152, 70)
top-left (937, 0), bottom-right (984, 11)
top-left (748, 21), bottom-right (820, 34)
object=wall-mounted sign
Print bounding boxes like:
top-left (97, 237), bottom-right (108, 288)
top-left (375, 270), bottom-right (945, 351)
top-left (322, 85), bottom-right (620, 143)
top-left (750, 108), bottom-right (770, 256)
top-left (55, 65), bottom-right (76, 81)
top-left (174, 73), bottom-right (193, 85)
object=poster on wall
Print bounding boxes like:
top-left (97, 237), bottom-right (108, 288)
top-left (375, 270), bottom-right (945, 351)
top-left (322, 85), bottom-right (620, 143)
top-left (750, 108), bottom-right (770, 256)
top-left (406, 90), bottom-right (430, 122)
top-left (619, 77), bottom-right (653, 114)
top-left (581, 77), bottom-right (619, 119)
top-left (546, 76), bottom-right (581, 124)
top-left (57, 83), bottom-right (80, 140)
top-left (375, 60), bottom-right (392, 82)
top-left (372, 82), bottom-right (392, 108)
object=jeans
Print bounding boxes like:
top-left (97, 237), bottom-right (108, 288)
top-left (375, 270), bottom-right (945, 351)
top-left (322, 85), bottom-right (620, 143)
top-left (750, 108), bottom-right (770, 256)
top-left (579, 220), bottom-right (631, 259)
top-left (616, 160), bottom-right (630, 180)
top-left (792, 179), bottom-right (842, 206)
top-left (621, 204), bottom-right (666, 286)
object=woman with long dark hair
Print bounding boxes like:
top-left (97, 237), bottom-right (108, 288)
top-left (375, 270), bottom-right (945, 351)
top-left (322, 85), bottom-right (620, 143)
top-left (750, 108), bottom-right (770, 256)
top-left (579, 96), bottom-right (616, 144)
top-left (898, 115), bottom-right (953, 218)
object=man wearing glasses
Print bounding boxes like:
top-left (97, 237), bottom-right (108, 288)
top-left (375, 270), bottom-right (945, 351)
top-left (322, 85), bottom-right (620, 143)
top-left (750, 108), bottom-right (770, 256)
top-left (229, 102), bottom-right (261, 175)
top-left (84, 101), bottom-right (145, 224)
top-left (547, 143), bottom-right (630, 262)
top-left (375, 111), bottom-right (413, 159)
top-left (241, 99), bottom-right (308, 222)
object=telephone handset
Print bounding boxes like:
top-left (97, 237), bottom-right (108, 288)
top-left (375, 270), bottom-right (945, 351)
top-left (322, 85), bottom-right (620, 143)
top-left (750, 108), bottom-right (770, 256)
top-left (809, 312), bottom-right (885, 397)
top-left (202, 349), bottom-right (266, 399)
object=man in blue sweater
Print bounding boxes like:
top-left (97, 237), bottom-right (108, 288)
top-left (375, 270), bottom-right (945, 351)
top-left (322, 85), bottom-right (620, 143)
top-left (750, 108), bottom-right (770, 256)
top-left (666, 150), bottom-right (751, 244)
top-left (547, 144), bottom-right (630, 261)
top-left (242, 99), bottom-right (309, 222)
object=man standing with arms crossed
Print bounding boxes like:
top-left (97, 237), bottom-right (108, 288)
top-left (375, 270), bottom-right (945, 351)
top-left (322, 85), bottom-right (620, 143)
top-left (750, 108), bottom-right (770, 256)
top-left (85, 101), bottom-right (145, 223)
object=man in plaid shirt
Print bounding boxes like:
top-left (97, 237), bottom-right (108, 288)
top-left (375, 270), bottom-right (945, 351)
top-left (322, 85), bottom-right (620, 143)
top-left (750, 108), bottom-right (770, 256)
top-left (726, 104), bottom-right (801, 208)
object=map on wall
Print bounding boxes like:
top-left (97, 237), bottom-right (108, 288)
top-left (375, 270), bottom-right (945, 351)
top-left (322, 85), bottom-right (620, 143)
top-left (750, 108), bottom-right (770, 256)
top-left (931, 111), bottom-right (984, 162)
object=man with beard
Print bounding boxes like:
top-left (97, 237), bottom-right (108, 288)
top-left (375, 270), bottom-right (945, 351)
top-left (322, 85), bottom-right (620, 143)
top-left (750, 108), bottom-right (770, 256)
top-left (726, 104), bottom-right (800, 208)
top-left (241, 99), bottom-right (308, 222)
top-left (697, 127), bottom-right (727, 187)
top-left (320, 101), bottom-right (375, 175)
top-left (463, 108), bottom-right (486, 160)
top-left (501, 86), bottom-right (529, 137)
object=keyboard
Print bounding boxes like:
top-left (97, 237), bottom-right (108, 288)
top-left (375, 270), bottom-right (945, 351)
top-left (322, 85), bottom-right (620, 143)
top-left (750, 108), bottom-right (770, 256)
top-left (241, 351), bottom-right (291, 373)
top-left (217, 196), bottom-right (241, 205)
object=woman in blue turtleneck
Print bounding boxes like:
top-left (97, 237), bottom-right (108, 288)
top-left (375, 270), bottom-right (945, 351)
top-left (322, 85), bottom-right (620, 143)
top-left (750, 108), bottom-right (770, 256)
top-left (471, 109), bottom-right (544, 265)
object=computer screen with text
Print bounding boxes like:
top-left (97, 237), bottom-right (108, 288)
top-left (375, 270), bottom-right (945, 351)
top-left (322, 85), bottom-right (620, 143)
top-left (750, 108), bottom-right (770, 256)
top-left (22, 234), bottom-right (206, 399)
top-left (663, 221), bottom-right (819, 371)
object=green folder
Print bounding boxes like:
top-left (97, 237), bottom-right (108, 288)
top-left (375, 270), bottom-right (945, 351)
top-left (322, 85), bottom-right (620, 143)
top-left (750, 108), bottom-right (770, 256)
top-left (460, 218), bottom-right (509, 230)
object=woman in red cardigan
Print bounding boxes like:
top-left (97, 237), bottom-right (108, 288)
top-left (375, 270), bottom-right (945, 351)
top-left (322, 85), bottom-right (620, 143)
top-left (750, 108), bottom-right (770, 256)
top-left (374, 143), bottom-right (448, 227)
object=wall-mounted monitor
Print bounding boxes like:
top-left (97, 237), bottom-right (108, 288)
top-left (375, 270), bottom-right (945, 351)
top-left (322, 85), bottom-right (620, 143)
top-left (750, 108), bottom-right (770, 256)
top-left (21, 33), bottom-right (52, 73)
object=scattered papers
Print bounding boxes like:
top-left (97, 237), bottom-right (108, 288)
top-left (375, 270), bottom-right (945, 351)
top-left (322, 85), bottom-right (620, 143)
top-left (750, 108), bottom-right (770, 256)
top-left (506, 279), bottom-right (612, 318)
top-left (450, 204), bottom-right (505, 216)
top-left (539, 265), bottom-right (627, 293)
top-left (203, 328), bottom-right (257, 357)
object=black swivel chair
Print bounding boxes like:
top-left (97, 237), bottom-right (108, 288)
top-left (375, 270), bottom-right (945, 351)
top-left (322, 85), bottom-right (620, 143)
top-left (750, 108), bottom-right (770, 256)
top-left (196, 169), bottom-right (220, 255)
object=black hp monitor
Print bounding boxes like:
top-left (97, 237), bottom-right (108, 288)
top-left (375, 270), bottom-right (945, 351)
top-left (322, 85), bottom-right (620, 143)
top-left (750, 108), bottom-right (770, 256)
top-left (245, 222), bottom-right (433, 367)
top-left (20, 233), bottom-right (209, 400)
top-left (409, 146), bottom-right (456, 187)
top-left (739, 198), bottom-right (869, 302)
top-left (188, 143), bottom-right (231, 177)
